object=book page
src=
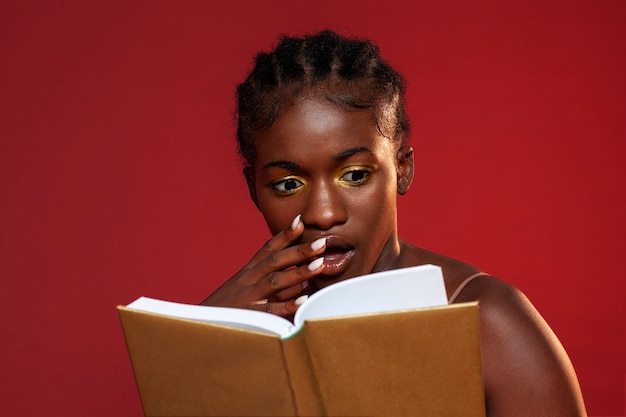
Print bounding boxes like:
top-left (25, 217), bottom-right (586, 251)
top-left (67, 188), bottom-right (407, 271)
top-left (294, 264), bottom-right (447, 327)
top-left (125, 297), bottom-right (294, 338)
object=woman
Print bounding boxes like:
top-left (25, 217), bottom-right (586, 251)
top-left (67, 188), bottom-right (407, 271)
top-left (202, 30), bottom-right (587, 416)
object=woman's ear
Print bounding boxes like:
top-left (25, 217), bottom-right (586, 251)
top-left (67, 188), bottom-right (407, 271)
top-left (396, 145), bottom-right (414, 195)
top-left (243, 166), bottom-right (260, 209)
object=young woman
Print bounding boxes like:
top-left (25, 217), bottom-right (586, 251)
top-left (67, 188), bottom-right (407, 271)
top-left (201, 30), bottom-right (587, 416)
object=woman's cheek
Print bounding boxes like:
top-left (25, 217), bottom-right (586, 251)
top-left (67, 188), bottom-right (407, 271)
top-left (260, 199), bottom-right (300, 235)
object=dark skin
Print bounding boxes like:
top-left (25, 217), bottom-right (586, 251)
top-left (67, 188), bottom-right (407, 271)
top-left (202, 97), bottom-right (587, 416)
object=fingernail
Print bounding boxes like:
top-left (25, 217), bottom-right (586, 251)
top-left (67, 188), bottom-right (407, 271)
top-left (302, 280), bottom-right (308, 289)
top-left (310, 237), bottom-right (326, 251)
top-left (307, 257), bottom-right (324, 271)
top-left (290, 214), bottom-right (302, 230)
top-left (294, 295), bottom-right (308, 306)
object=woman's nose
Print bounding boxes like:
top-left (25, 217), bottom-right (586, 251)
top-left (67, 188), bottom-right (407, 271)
top-left (301, 180), bottom-right (347, 230)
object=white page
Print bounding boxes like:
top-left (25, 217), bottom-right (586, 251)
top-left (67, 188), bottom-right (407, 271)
top-left (294, 264), bottom-right (447, 327)
top-left (125, 297), bottom-right (294, 338)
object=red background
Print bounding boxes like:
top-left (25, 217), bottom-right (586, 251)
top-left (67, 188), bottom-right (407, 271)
top-left (1, 1), bottom-right (624, 416)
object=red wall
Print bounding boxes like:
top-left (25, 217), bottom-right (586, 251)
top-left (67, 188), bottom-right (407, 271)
top-left (1, 1), bottom-right (624, 416)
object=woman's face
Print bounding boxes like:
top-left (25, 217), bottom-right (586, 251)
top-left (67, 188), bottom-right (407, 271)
top-left (249, 98), bottom-right (413, 290)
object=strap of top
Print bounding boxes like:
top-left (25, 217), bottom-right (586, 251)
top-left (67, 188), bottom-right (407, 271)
top-left (448, 272), bottom-right (490, 303)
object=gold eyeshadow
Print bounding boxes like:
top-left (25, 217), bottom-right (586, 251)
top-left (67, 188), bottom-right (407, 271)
top-left (336, 165), bottom-right (374, 187)
top-left (270, 175), bottom-right (306, 196)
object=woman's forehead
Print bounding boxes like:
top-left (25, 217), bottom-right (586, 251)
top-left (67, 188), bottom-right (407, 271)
top-left (275, 99), bottom-right (376, 132)
top-left (253, 101), bottom-right (396, 168)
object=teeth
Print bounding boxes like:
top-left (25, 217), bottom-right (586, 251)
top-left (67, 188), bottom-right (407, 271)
top-left (324, 251), bottom-right (345, 260)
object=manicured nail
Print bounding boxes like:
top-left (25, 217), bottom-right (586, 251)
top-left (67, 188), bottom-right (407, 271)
top-left (290, 214), bottom-right (302, 230)
top-left (307, 257), bottom-right (324, 271)
top-left (302, 280), bottom-right (308, 289)
top-left (310, 237), bottom-right (326, 251)
top-left (294, 295), bottom-right (309, 306)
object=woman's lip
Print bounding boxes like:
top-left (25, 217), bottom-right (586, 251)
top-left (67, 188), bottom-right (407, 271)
top-left (321, 235), bottom-right (351, 250)
top-left (302, 235), bottom-right (355, 276)
top-left (321, 248), bottom-right (355, 276)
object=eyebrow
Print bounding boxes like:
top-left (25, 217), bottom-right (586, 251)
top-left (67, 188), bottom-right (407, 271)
top-left (262, 160), bottom-right (300, 170)
top-left (333, 147), bottom-right (374, 161)
top-left (261, 147), bottom-right (374, 170)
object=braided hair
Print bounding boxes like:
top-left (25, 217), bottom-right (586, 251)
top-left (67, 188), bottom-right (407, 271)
top-left (236, 30), bottom-right (410, 166)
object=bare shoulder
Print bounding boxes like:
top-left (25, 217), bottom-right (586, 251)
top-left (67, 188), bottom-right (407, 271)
top-left (454, 275), bottom-right (587, 416)
top-left (398, 243), bottom-right (587, 415)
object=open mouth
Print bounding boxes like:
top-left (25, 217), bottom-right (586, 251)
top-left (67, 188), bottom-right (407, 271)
top-left (320, 237), bottom-right (355, 276)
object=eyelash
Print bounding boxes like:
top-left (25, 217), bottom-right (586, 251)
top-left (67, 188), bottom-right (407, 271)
top-left (271, 176), bottom-right (305, 195)
top-left (338, 167), bottom-right (373, 186)
top-left (270, 167), bottom-right (374, 196)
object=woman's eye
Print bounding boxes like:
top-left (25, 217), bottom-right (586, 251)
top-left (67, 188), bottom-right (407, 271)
top-left (272, 178), bottom-right (304, 194)
top-left (339, 169), bottom-right (371, 185)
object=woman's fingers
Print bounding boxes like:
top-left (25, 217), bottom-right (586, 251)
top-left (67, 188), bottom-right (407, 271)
top-left (201, 214), bottom-right (326, 318)
top-left (267, 259), bottom-right (323, 302)
top-left (262, 236), bottom-right (326, 277)
top-left (257, 254), bottom-right (325, 300)
top-left (245, 214), bottom-right (304, 270)
top-left (246, 296), bottom-right (307, 317)
top-left (271, 281), bottom-right (308, 302)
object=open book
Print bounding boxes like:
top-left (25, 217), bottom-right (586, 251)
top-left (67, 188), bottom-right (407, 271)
top-left (125, 264), bottom-right (448, 338)
top-left (118, 264), bottom-right (485, 417)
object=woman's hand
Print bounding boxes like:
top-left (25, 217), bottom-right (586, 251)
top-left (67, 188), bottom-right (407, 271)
top-left (200, 215), bottom-right (326, 317)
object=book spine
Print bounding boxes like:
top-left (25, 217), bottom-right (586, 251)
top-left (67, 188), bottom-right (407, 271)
top-left (281, 333), bottom-right (327, 416)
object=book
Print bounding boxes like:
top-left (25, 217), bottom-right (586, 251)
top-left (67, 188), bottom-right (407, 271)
top-left (125, 264), bottom-right (448, 338)
top-left (118, 264), bottom-right (486, 417)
